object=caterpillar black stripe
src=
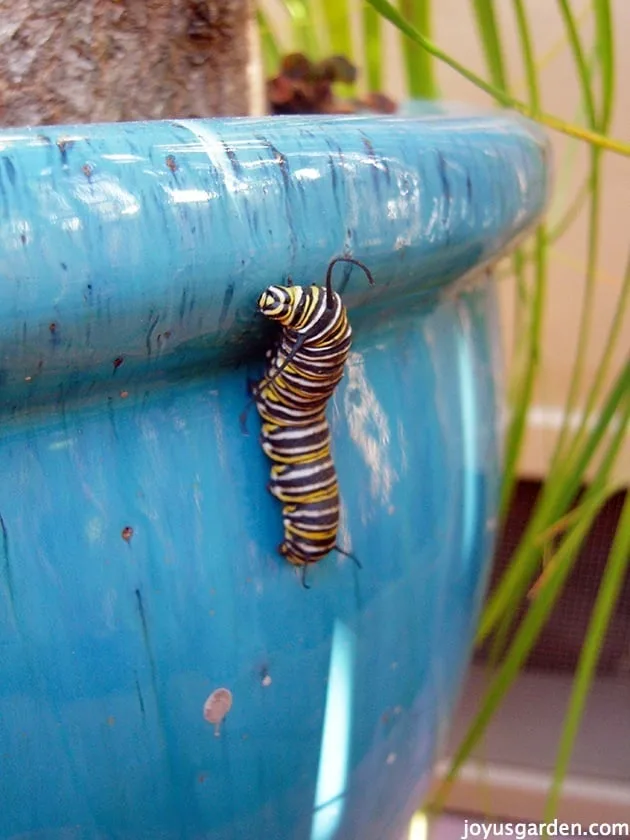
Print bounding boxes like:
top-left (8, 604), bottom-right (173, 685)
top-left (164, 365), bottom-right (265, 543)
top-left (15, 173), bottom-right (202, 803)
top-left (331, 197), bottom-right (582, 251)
top-left (242, 256), bottom-right (375, 586)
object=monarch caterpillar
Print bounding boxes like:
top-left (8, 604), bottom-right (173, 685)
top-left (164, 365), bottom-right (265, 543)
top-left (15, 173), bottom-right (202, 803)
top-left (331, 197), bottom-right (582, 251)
top-left (242, 256), bottom-right (375, 586)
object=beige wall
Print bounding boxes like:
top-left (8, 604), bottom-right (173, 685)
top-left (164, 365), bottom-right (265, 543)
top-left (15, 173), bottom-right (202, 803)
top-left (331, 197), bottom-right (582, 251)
top-left (255, 0), bottom-right (630, 482)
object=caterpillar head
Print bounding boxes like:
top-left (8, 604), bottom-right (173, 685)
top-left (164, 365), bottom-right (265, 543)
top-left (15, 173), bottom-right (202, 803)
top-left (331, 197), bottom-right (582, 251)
top-left (257, 285), bottom-right (313, 327)
top-left (257, 257), bottom-right (374, 327)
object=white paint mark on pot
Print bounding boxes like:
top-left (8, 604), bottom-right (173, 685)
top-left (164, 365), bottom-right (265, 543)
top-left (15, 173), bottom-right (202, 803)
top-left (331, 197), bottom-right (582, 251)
top-left (344, 351), bottom-right (397, 508)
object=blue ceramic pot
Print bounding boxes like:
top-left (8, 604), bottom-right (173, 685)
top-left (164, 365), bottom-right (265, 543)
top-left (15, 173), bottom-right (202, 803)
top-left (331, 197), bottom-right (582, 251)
top-left (0, 113), bottom-right (549, 840)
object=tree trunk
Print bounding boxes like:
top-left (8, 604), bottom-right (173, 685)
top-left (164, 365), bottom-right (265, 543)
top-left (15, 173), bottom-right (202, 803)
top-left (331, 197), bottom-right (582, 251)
top-left (0, 0), bottom-right (251, 127)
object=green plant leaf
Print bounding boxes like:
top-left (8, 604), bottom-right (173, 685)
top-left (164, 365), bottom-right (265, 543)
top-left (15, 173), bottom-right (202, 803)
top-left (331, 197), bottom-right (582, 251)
top-left (256, 7), bottom-right (282, 79)
top-left (363, 0), bottom-right (630, 154)
top-left (478, 358), bottom-right (630, 643)
top-left (500, 227), bottom-right (546, 516)
top-left (320, 0), bottom-right (356, 96)
top-left (546, 3), bottom-right (604, 469)
top-left (556, 0), bottom-right (598, 129)
top-left (545, 489), bottom-right (630, 819)
top-left (550, 148), bottom-right (602, 467)
top-left (511, 0), bottom-right (539, 110)
top-left (429, 490), bottom-right (610, 813)
top-left (471, 0), bottom-right (509, 93)
top-left (362, 3), bottom-right (383, 92)
top-left (558, 248), bottom-right (630, 481)
top-left (399, 0), bottom-right (438, 99)
top-left (430, 389), bottom-right (630, 814)
top-left (283, 0), bottom-right (320, 57)
top-left (593, 0), bottom-right (615, 131)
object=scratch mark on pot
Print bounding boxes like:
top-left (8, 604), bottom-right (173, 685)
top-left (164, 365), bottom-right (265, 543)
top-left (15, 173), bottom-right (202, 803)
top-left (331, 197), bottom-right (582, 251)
top-left (312, 792), bottom-right (346, 815)
top-left (134, 587), bottom-right (170, 753)
top-left (218, 283), bottom-right (234, 328)
top-left (0, 172), bottom-right (8, 218)
top-left (57, 138), bottom-right (74, 167)
top-left (327, 152), bottom-right (341, 215)
top-left (57, 382), bottom-right (68, 432)
top-left (135, 675), bottom-right (146, 718)
top-left (437, 152), bottom-right (451, 229)
top-left (179, 288), bottom-right (187, 322)
top-left (258, 137), bottom-right (290, 191)
top-left (135, 589), bottom-right (147, 629)
top-left (107, 396), bottom-right (119, 441)
top-left (204, 687), bottom-right (233, 736)
top-left (3, 156), bottom-right (16, 187)
top-left (49, 322), bottom-right (61, 348)
top-left (255, 136), bottom-right (297, 266)
top-left (360, 132), bottom-right (388, 196)
top-left (146, 312), bottom-right (160, 357)
top-left (0, 511), bottom-right (15, 614)
top-left (113, 356), bottom-right (124, 373)
top-left (222, 141), bottom-right (242, 177)
top-left (344, 226), bottom-right (353, 256)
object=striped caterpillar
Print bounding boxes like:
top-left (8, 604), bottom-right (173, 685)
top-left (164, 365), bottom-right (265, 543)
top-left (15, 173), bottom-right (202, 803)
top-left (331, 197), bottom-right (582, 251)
top-left (242, 256), bottom-right (375, 586)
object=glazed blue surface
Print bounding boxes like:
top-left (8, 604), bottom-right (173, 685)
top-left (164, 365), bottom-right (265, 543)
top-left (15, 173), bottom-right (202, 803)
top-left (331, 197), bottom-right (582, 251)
top-left (0, 113), bottom-right (549, 839)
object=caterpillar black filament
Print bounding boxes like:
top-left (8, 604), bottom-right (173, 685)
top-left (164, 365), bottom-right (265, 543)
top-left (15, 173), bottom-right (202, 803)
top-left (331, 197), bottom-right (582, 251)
top-left (243, 256), bottom-right (375, 586)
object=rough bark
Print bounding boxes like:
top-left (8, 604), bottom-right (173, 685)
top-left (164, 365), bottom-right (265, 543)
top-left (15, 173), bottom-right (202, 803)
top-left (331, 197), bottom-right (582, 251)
top-left (0, 0), bottom-right (251, 127)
